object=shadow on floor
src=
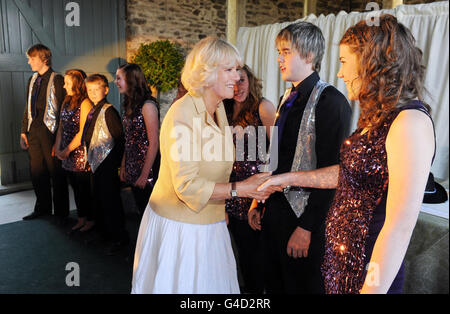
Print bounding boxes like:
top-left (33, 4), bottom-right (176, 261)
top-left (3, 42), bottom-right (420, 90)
top-left (0, 207), bottom-right (141, 294)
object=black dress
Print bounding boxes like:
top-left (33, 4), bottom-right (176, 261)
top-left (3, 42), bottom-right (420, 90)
top-left (225, 103), bottom-right (267, 293)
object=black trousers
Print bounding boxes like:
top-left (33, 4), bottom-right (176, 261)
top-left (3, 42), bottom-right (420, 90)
top-left (92, 153), bottom-right (128, 242)
top-left (261, 202), bottom-right (325, 294)
top-left (66, 170), bottom-right (94, 221)
top-left (228, 215), bottom-right (264, 293)
top-left (27, 123), bottom-right (69, 217)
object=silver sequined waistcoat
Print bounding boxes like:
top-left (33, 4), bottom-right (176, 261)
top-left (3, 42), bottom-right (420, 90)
top-left (87, 103), bottom-right (114, 173)
top-left (268, 80), bottom-right (330, 218)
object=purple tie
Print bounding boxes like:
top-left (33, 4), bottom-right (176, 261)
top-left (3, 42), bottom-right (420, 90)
top-left (275, 90), bottom-right (298, 143)
top-left (30, 76), bottom-right (42, 119)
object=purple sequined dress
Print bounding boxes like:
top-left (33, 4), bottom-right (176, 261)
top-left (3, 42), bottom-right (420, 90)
top-left (322, 102), bottom-right (431, 294)
top-left (123, 102), bottom-right (155, 187)
top-left (60, 101), bottom-right (90, 172)
top-left (225, 109), bottom-right (268, 220)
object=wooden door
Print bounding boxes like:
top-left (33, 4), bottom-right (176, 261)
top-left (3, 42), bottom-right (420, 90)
top-left (0, 0), bottom-right (126, 184)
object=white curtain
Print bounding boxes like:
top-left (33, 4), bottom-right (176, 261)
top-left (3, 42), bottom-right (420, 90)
top-left (236, 1), bottom-right (449, 183)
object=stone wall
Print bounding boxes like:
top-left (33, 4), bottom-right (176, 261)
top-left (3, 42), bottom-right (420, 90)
top-left (316, 0), bottom-right (382, 16)
top-left (125, 0), bottom-right (442, 115)
top-left (126, 0), bottom-right (444, 59)
top-left (126, 0), bottom-right (228, 59)
top-left (126, 0), bottom-right (308, 60)
top-left (126, 0), bottom-right (308, 114)
top-left (244, 0), bottom-right (304, 27)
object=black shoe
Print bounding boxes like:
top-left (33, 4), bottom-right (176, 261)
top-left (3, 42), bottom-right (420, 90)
top-left (22, 212), bottom-right (48, 220)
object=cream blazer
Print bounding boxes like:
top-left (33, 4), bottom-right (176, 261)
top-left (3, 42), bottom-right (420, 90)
top-left (149, 93), bottom-right (234, 224)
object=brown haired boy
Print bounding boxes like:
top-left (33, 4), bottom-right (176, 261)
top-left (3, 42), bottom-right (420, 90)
top-left (21, 44), bottom-right (69, 222)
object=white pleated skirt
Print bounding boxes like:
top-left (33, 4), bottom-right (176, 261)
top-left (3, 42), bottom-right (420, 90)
top-left (131, 205), bottom-right (240, 294)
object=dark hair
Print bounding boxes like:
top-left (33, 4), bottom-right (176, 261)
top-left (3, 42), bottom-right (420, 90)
top-left (224, 64), bottom-right (263, 127)
top-left (171, 79), bottom-right (188, 105)
top-left (118, 63), bottom-right (158, 117)
top-left (63, 69), bottom-right (88, 111)
top-left (27, 44), bottom-right (52, 67)
top-left (340, 14), bottom-right (428, 130)
top-left (85, 73), bottom-right (109, 88)
top-left (276, 21), bottom-right (325, 72)
top-left (74, 69), bottom-right (87, 79)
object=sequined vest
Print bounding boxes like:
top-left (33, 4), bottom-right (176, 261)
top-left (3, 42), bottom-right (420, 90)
top-left (269, 80), bottom-right (330, 218)
top-left (27, 72), bottom-right (59, 133)
top-left (87, 103), bottom-right (115, 173)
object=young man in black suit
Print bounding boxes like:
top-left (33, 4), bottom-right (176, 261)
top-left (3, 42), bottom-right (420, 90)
top-left (21, 44), bottom-right (69, 222)
top-left (249, 22), bottom-right (352, 293)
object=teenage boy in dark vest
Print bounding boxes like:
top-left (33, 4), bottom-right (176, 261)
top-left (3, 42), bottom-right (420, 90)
top-left (248, 22), bottom-right (352, 293)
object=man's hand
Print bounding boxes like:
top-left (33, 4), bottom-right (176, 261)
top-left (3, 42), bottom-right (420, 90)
top-left (239, 172), bottom-right (273, 201)
top-left (20, 133), bottom-right (29, 150)
top-left (287, 226), bottom-right (311, 258)
top-left (258, 173), bottom-right (292, 192)
top-left (248, 207), bottom-right (262, 231)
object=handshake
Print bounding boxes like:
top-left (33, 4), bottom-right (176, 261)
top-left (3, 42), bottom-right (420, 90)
top-left (236, 172), bottom-right (292, 202)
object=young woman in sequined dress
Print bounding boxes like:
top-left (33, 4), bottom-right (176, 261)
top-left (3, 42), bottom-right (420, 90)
top-left (258, 14), bottom-right (435, 294)
top-left (116, 63), bottom-right (160, 216)
top-left (54, 69), bottom-right (94, 232)
top-left (224, 64), bottom-right (275, 293)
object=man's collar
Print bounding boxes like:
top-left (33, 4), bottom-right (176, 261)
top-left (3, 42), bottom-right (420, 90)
top-left (292, 71), bottom-right (320, 96)
top-left (38, 67), bottom-right (53, 78)
top-left (93, 98), bottom-right (107, 108)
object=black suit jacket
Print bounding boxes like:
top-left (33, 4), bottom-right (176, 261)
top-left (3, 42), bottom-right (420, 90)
top-left (267, 72), bottom-right (352, 233)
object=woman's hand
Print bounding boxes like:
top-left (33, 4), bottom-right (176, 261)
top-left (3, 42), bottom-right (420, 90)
top-left (238, 172), bottom-right (275, 201)
top-left (55, 147), bottom-right (63, 160)
top-left (134, 174), bottom-right (148, 189)
top-left (258, 173), bottom-right (292, 192)
top-left (120, 155), bottom-right (126, 182)
top-left (119, 167), bottom-right (126, 182)
top-left (57, 147), bottom-right (70, 160)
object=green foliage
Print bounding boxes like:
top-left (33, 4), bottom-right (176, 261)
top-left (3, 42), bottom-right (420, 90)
top-left (132, 40), bottom-right (185, 93)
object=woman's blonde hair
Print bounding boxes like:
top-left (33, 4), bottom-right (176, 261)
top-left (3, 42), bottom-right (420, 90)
top-left (181, 37), bottom-right (242, 97)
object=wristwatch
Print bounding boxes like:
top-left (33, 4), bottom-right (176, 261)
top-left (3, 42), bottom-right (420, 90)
top-left (231, 182), bottom-right (238, 198)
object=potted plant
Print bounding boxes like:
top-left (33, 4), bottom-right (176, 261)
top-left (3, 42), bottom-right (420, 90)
top-left (132, 40), bottom-right (185, 103)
